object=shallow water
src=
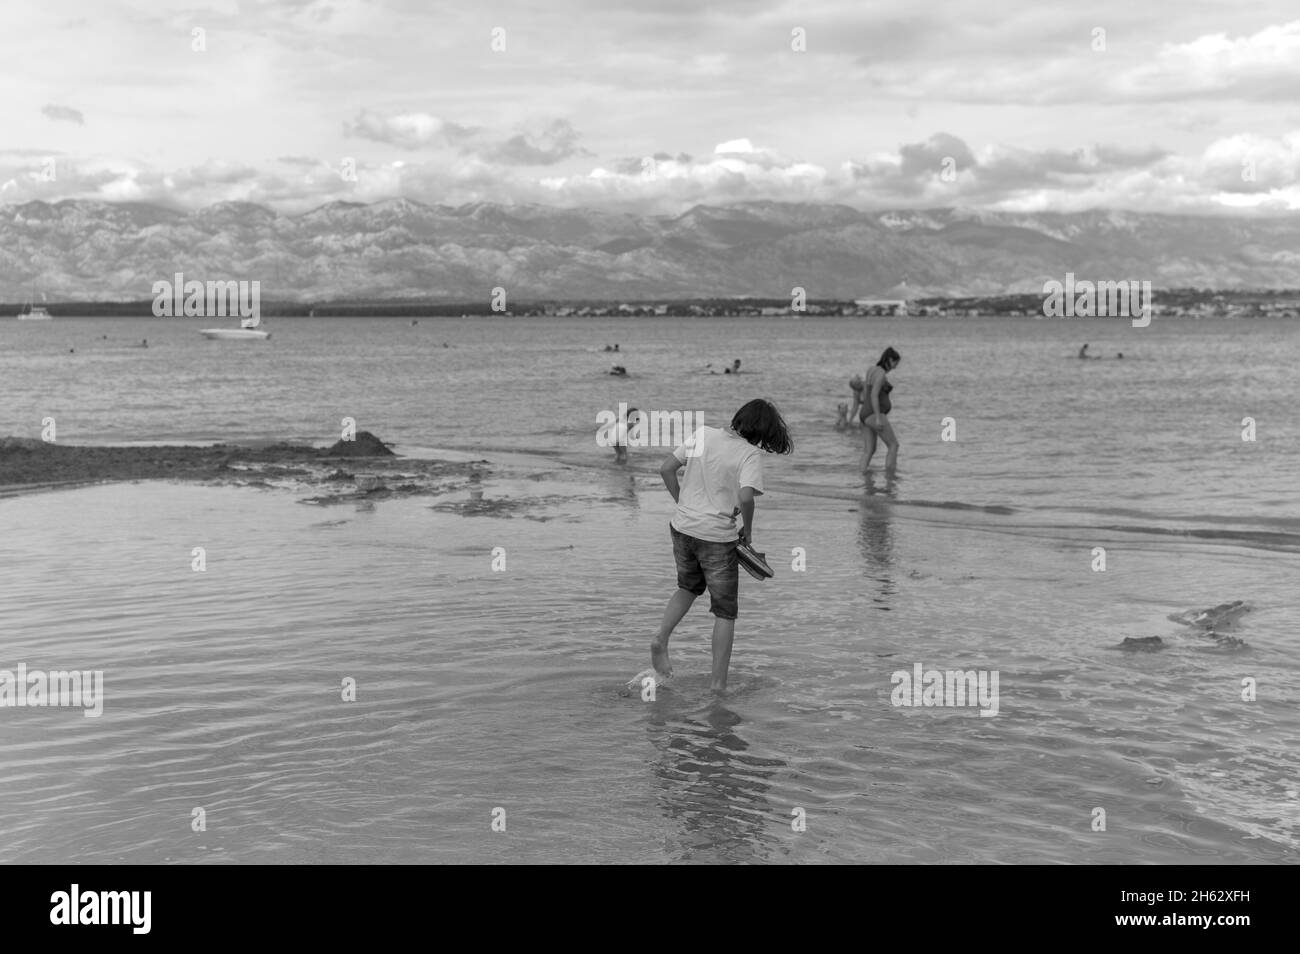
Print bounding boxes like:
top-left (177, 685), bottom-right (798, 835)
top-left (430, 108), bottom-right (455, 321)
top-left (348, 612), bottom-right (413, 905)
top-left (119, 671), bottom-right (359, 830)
top-left (4, 313), bottom-right (1297, 530)
top-left (1, 315), bottom-right (1297, 863)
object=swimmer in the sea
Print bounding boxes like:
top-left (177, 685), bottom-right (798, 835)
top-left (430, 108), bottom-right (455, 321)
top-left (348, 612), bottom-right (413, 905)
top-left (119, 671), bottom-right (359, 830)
top-left (1078, 343), bottom-right (1089, 359)
top-left (834, 402), bottom-right (849, 430)
top-left (847, 374), bottom-right (865, 423)
top-left (723, 359), bottom-right (741, 374)
top-left (610, 364), bottom-right (627, 376)
top-left (610, 407), bottom-right (640, 464)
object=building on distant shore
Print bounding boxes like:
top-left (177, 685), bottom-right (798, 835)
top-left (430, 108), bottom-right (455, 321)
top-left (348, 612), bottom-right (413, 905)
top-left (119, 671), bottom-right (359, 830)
top-left (853, 298), bottom-right (909, 315)
top-left (854, 280), bottom-right (912, 316)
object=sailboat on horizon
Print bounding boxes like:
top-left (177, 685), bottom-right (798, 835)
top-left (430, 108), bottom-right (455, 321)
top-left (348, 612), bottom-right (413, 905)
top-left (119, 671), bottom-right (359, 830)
top-left (16, 289), bottom-right (51, 320)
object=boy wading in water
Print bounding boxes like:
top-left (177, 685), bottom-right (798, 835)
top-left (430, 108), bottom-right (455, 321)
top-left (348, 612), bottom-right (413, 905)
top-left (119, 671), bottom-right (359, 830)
top-left (651, 399), bottom-right (793, 692)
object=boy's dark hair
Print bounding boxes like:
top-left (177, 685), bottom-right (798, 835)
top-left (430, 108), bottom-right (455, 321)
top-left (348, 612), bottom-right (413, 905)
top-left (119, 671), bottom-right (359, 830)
top-left (731, 399), bottom-right (794, 454)
top-left (876, 346), bottom-right (900, 370)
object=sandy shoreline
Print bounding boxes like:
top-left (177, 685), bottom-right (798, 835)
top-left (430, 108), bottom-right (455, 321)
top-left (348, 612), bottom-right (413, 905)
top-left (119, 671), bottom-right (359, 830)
top-left (0, 431), bottom-right (490, 503)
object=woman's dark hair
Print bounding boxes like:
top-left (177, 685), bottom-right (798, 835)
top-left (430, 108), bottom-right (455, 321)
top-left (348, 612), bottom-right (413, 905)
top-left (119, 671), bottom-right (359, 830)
top-left (876, 347), bottom-right (901, 370)
top-left (732, 399), bottom-right (794, 454)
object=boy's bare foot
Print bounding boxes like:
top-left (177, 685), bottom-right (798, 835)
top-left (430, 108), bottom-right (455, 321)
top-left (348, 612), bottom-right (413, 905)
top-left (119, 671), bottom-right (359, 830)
top-left (650, 640), bottom-right (672, 676)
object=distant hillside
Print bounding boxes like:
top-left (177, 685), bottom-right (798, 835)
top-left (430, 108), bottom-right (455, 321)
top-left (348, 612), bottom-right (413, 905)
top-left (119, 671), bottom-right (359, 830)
top-left (2, 198), bottom-right (1299, 300)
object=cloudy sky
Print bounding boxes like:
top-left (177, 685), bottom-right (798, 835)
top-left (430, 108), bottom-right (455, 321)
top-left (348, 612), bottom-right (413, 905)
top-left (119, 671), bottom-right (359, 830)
top-left (2, 0), bottom-right (1298, 214)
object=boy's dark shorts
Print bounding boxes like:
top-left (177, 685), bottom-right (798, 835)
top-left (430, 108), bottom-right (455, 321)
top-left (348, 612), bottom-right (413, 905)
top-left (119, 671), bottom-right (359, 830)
top-left (670, 524), bottom-right (739, 620)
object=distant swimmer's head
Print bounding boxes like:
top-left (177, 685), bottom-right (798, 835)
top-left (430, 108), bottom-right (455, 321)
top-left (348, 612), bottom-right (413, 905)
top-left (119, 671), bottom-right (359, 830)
top-left (1116, 352), bottom-right (1123, 359)
top-left (876, 346), bottom-right (901, 371)
top-left (732, 398), bottom-right (794, 455)
top-left (733, 359), bottom-right (741, 369)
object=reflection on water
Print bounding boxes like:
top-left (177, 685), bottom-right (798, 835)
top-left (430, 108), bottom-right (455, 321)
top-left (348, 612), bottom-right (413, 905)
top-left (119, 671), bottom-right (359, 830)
top-left (857, 490), bottom-right (897, 610)
top-left (607, 471), bottom-right (640, 510)
top-left (647, 701), bottom-right (786, 863)
top-left (2, 471), bottom-right (1296, 863)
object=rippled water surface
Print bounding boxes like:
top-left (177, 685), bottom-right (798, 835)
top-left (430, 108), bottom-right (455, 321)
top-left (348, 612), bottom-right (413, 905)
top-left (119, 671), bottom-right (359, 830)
top-left (1, 315), bottom-right (1296, 863)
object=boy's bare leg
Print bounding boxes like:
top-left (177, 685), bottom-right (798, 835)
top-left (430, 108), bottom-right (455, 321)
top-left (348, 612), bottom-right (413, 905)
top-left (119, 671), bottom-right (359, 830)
top-left (651, 588), bottom-right (695, 675)
top-left (709, 617), bottom-right (736, 693)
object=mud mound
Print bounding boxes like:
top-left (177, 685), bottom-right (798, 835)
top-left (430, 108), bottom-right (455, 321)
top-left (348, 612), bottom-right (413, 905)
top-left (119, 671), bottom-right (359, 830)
top-left (0, 431), bottom-right (422, 490)
top-left (321, 431), bottom-right (394, 457)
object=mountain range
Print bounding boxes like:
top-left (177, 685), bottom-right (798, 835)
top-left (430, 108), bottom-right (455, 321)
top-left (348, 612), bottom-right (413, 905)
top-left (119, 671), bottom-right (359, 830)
top-left (2, 198), bottom-right (1299, 301)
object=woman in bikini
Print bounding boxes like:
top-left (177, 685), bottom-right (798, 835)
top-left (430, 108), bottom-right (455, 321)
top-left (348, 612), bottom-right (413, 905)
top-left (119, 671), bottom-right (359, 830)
top-left (860, 347), bottom-right (900, 472)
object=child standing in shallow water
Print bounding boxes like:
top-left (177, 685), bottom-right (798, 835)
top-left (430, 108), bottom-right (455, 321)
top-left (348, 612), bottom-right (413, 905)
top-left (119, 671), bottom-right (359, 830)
top-left (650, 399), bottom-right (794, 693)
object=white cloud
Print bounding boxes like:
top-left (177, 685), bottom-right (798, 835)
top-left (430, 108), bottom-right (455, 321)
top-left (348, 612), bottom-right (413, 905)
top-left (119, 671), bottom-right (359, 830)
top-left (715, 139), bottom-right (757, 155)
top-left (2, 1), bottom-right (1299, 217)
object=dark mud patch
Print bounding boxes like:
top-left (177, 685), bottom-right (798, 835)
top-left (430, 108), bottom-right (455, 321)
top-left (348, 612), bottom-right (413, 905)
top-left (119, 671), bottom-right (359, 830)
top-left (320, 431), bottom-right (395, 457)
top-left (1117, 636), bottom-right (1166, 652)
top-left (427, 493), bottom-right (577, 520)
top-left (1114, 601), bottom-right (1255, 653)
top-left (1168, 600), bottom-right (1252, 633)
top-left (0, 433), bottom-right (490, 503)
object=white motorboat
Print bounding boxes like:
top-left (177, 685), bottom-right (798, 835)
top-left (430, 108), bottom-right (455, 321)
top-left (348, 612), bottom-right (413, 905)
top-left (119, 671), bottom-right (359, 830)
top-left (200, 315), bottom-right (270, 340)
top-left (16, 304), bottom-right (51, 320)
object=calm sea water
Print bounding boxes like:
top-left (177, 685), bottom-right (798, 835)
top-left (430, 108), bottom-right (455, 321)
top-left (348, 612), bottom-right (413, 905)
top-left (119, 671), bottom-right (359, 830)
top-left (1, 314), bottom-right (1297, 863)
top-left (5, 313), bottom-right (1298, 528)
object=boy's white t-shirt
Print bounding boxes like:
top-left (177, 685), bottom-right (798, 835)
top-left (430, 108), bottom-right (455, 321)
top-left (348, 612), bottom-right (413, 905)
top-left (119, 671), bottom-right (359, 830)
top-left (670, 425), bottom-right (764, 542)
